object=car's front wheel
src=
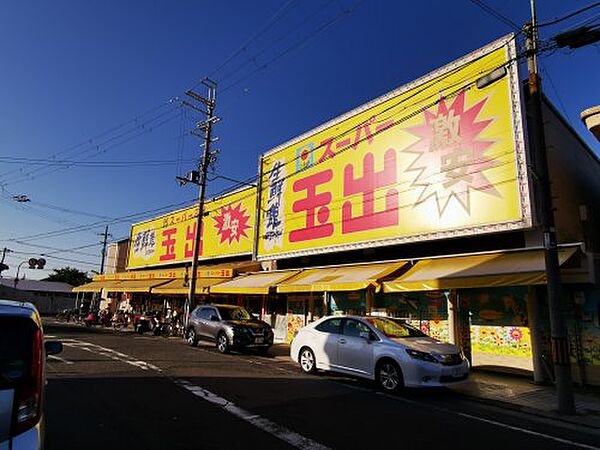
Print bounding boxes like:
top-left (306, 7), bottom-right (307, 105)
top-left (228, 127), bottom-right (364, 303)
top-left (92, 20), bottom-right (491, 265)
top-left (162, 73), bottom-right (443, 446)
top-left (376, 359), bottom-right (404, 393)
top-left (186, 328), bottom-right (199, 347)
top-left (299, 347), bottom-right (317, 374)
top-left (216, 332), bottom-right (230, 354)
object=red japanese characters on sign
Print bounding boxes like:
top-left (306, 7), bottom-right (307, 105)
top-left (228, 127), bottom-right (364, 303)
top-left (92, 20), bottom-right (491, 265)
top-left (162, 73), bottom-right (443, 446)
top-left (289, 169), bottom-right (334, 242)
top-left (259, 36), bottom-right (530, 260)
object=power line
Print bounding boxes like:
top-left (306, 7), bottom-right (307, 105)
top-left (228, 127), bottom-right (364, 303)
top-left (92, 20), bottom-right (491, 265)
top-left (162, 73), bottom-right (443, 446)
top-left (0, 100), bottom-right (176, 181)
top-left (25, 37), bottom-right (527, 245)
top-left (217, 0), bottom-right (337, 84)
top-left (7, 240), bottom-right (101, 258)
top-left (537, 2), bottom-right (600, 28)
top-left (208, 0), bottom-right (299, 78)
top-left (176, 43), bottom-right (530, 227)
top-left (5, 197), bottom-right (199, 242)
top-left (221, 0), bottom-right (365, 94)
top-left (0, 2), bottom-right (356, 193)
top-left (1, 106), bottom-right (182, 186)
top-left (7, 250), bottom-right (98, 268)
top-left (0, 156), bottom-right (195, 167)
top-left (467, 0), bottom-right (521, 31)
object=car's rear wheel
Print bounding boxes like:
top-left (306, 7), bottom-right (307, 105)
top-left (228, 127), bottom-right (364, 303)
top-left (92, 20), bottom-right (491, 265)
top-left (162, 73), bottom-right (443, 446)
top-left (217, 332), bottom-right (230, 354)
top-left (376, 359), bottom-right (404, 393)
top-left (186, 328), bottom-right (199, 347)
top-left (299, 347), bottom-right (317, 374)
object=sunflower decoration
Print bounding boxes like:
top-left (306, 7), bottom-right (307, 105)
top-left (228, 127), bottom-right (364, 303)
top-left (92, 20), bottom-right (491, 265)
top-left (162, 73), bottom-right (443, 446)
top-left (509, 327), bottom-right (523, 342)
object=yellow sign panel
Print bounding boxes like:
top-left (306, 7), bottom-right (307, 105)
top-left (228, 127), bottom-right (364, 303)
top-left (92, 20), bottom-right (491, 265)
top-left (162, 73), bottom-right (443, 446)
top-left (127, 187), bottom-right (256, 269)
top-left (95, 267), bottom-right (233, 281)
top-left (257, 35), bottom-right (531, 260)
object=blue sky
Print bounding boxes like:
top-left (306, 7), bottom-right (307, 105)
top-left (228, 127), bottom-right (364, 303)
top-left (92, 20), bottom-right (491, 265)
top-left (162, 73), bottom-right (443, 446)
top-left (0, 0), bottom-right (598, 279)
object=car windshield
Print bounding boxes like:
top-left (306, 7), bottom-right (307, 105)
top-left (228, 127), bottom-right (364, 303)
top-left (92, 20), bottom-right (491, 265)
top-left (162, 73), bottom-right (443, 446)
top-left (365, 317), bottom-right (427, 338)
top-left (217, 306), bottom-right (252, 321)
top-left (0, 316), bottom-right (35, 388)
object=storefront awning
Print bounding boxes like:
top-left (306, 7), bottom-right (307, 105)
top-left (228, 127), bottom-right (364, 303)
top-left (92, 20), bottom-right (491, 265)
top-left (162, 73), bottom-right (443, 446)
top-left (151, 277), bottom-right (227, 295)
top-left (112, 279), bottom-right (172, 293)
top-left (382, 247), bottom-right (578, 293)
top-left (209, 270), bottom-right (300, 295)
top-left (72, 280), bottom-right (122, 293)
top-left (277, 262), bottom-right (407, 293)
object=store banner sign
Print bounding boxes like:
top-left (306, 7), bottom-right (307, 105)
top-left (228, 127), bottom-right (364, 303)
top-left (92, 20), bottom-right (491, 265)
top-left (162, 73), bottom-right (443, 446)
top-left (257, 35), bottom-right (531, 260)
top-left (127, 187), bottom-right (256, 269)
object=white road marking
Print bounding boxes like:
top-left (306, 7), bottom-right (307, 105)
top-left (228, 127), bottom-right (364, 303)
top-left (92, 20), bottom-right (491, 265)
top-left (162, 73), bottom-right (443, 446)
top-left (48, 355), bottom-right (74, 365)
top-left (455, 412), bottom-right (600, 450)
top-left (55, 335), bottom-right (595, 449)
top-left (56, 336), bottom-right (330, 449)
top-left (176, 379), bottom-right (331, 450)
top-left (62, 340), bottom-right (162, 372)
top-left (376, 392), bottom-right (600, 450)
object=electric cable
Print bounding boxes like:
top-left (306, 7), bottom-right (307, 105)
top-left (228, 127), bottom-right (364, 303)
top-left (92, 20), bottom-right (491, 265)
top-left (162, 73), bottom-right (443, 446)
top-left (467, 0), bottom-right (521, 31)
top-left (537, 2), bottom-right (600, 28)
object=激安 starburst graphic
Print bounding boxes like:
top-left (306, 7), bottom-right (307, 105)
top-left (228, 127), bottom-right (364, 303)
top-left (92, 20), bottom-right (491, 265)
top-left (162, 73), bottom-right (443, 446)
top-left (213, 203), bottom-right (252, 245)
top-left (403, 90), bottom-right (500, 216)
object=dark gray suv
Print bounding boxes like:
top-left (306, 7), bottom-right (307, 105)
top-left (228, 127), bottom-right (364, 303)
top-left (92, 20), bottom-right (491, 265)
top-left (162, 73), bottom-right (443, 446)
top-left (186, 304), bottom-right (273, 354)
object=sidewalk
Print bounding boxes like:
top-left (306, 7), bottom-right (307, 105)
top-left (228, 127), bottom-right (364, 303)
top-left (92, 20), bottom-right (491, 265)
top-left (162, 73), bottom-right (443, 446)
top-left (449, 369), bottom-right (600, 429)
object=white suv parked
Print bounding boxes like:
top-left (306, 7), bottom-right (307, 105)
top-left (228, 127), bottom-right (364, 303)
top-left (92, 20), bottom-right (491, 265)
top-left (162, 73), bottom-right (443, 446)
top-left (290, 316), bottom-right (468, 391)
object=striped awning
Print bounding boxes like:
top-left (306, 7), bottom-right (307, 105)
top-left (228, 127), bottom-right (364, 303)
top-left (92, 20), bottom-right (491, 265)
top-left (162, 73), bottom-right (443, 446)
top-left (209, 270), bottom-right (300, 295)
top-left (277, 262), bottom-right (407, 293)
top-left (382, 248), bottom-right (578, 292)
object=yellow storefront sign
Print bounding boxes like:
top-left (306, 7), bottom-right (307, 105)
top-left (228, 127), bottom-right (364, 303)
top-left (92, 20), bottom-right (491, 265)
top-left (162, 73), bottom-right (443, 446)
top-left (127, 187), bottom-right (256, 269)
top-left (257, 35), bottom-right (531, 260)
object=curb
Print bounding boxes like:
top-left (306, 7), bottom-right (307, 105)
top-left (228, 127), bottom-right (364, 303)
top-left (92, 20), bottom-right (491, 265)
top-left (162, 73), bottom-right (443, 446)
top-left (455, 390), bottom-right (600, 431)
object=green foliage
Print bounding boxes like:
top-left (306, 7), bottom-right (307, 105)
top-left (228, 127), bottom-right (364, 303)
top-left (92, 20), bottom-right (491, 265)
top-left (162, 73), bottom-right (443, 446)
top-left (44, 266), bottom-right (91, 286)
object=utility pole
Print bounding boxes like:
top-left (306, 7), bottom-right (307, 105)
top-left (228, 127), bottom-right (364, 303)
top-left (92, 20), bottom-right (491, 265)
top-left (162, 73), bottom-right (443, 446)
top-left (0, 247), bottom-right (11, 277)
top-left (98, 225), bottom-right (111, 275)
top-left (179, 79), bottom-right (218, 327)
top-left (524, 0), bottom-right (575, 414)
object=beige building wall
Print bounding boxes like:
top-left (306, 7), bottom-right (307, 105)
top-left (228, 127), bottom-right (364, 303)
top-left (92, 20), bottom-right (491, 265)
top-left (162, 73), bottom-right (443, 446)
top-left (105, 240), bottom-right (129, 274)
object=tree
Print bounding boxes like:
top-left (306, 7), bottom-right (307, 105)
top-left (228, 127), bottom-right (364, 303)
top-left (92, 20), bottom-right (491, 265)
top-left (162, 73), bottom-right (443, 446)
top-left (44, 266), bottom-right (91, 286)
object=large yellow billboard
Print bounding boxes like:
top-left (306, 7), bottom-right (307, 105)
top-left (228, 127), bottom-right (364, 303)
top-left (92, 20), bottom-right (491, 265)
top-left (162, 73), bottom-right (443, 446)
top-left (257, 35), bottom-right (531, 260)
top-left (128, 187), bottom-right (256, 269)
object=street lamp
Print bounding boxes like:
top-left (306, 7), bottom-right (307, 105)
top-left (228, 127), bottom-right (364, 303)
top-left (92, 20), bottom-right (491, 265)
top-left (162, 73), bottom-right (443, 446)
top-left (14, 258), bottom-right (46, 288)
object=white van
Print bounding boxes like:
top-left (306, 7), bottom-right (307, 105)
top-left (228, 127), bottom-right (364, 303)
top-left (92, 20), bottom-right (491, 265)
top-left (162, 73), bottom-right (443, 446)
top-left (0, 300), bottom-right (62, 450)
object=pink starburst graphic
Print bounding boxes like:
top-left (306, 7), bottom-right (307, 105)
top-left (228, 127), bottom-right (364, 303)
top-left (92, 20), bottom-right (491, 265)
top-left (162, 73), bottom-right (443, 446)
top-left (213, 203), bottom-right (251, 245)
top-left (403, 90), bottom-right (500, 216)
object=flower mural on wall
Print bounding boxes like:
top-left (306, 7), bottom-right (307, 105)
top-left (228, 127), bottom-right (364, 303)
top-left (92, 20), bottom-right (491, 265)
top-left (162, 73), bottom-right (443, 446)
top-left (509, 327), bottom-right (523, 341)
top-left (471, 325), bottom-right (532, 358)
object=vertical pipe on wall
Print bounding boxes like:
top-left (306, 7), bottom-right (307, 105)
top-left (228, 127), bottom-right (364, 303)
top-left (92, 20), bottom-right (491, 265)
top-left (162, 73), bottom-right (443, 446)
top-left (252, 156), bottom-right (264, 262)
top-left (366, 287), bottom-right (374, 315)
top-left (447, 290), bottom-right (457, 345)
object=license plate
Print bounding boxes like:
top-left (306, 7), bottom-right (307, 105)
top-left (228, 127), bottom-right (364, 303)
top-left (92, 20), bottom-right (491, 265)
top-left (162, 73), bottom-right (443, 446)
top-left (452, 368), bottom-right (463, 377)
top-left (255, 337), bottom-right (264, 344)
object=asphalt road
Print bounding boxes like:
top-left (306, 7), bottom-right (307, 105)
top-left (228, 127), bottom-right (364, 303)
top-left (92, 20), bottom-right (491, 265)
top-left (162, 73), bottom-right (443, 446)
top-left (43, 321), bottom-right (600, 450)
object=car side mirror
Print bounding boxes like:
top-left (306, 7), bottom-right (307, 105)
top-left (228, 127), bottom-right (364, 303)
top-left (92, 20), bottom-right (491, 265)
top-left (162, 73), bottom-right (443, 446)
top-left (45, 341), bottom-right (63, 356)
top-left (359, 331), bottom-right (370, 340)
top-left (210, 315), bottom-right (219, 322)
